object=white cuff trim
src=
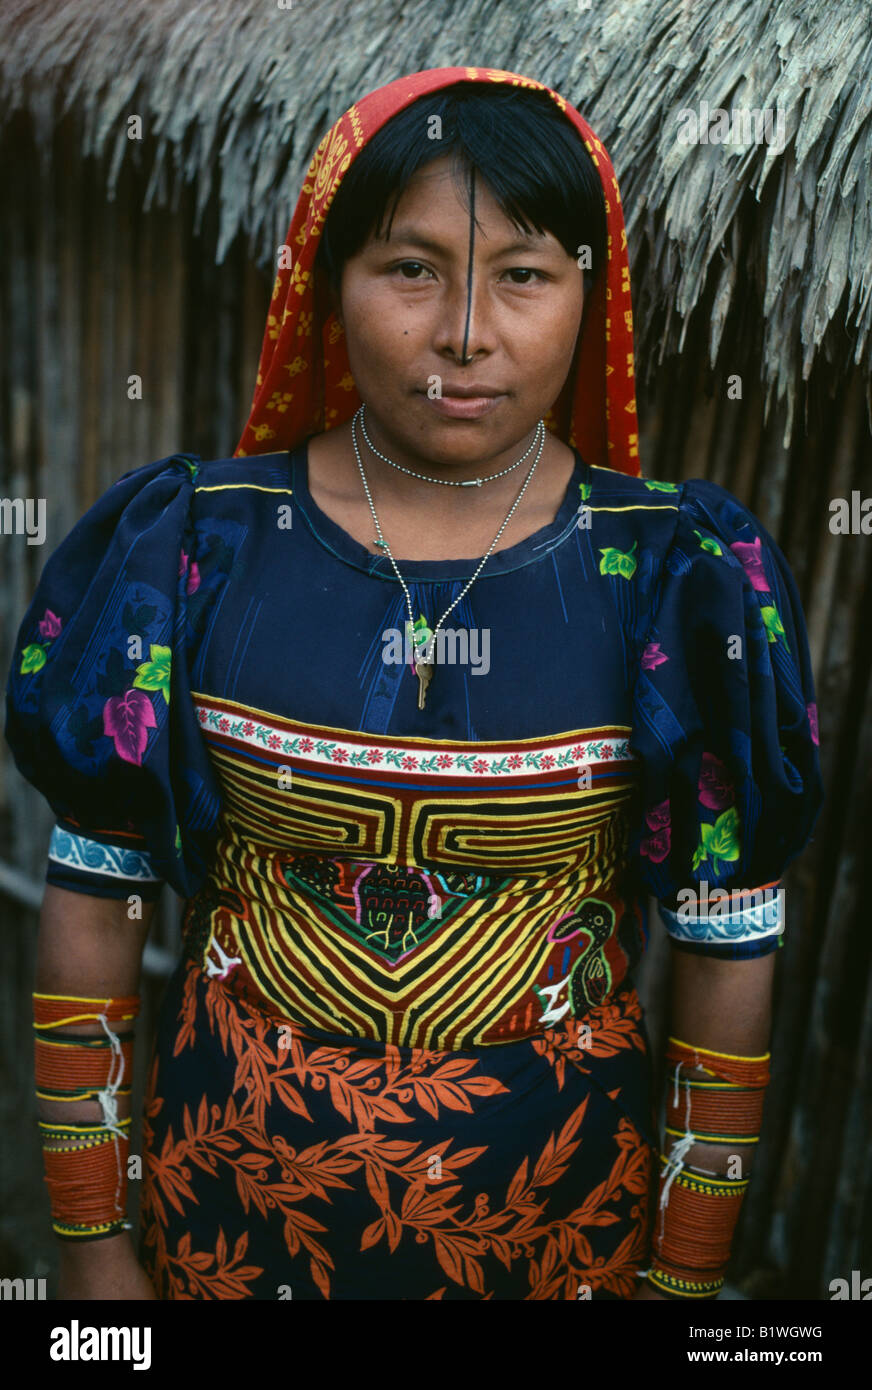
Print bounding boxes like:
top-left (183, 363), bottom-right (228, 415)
top-left (659, 888), bottom-right (784, 944)
top-left (49, 823), bottom-right (162, 884)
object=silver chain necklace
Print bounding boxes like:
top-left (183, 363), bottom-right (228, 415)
top-left (350, 404), bottom-right (546, 710)
top-left (359, 401), bottom-right (541, 487)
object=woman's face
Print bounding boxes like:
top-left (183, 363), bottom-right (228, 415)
top-left (333, 155), bottom-right (586, 467)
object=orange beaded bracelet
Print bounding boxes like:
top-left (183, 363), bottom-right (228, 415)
top-left (33, 993), bottom-right (140, 1240)
top-left (645, 1036), bottom-right (770, 1299)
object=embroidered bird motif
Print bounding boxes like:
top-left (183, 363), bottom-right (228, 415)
top-left (536, 899), bottom-right (616, 1025)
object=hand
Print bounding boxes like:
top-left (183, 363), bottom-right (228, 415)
top-left (57, 1230), bottom-right (158, 1300)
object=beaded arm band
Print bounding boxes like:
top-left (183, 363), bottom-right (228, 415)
top-left (643, 1036), bottom-right (771, 1299)
top-left (33, 993), bottom-right (140, 1241)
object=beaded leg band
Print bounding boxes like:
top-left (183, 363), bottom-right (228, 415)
top-left (33, 993), bottom-right (140, 1241)
top-left (644, 1035), bottom-right (770, 1299)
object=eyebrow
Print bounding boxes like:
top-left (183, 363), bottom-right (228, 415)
top-left (382, 228), bottom-right (554, 257)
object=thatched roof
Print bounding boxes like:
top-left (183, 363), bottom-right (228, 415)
top-left (2, 0), bottom-right (870, 443)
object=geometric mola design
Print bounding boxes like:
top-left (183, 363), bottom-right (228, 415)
top-left (278, 854), bottom-right (509, 965)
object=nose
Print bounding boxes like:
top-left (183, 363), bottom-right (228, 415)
top-left (432, 267), bottom-right (497, 366)
top-left (432, 186), bottom-right (498, 366)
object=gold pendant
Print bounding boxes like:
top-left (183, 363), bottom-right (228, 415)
top-left (415, 658), bottom-right (434, 710)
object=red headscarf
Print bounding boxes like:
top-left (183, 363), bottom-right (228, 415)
top-left (234, 65), bottom-right (640, 477)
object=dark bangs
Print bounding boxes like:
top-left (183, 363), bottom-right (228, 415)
top-left (315, 83), bottom-right (607, 294)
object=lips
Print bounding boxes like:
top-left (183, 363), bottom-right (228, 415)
top-left (421, 392), bottom-right (505, 420)
top-left (437, 384), bottom-right (503, 398)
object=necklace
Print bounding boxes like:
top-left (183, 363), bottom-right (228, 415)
top-left (351, 405), bottom-right (546, 709)
top-left (359, 402), bottom-right (541, 487)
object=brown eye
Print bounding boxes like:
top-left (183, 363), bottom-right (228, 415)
top-left (502, 268), bottom-right (543, 285)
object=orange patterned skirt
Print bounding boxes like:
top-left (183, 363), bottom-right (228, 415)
top-left (139, 957), bottom-right (657, 1299)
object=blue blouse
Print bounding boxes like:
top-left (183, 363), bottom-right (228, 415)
top-left (4, 441), bottom-right (824, 1039)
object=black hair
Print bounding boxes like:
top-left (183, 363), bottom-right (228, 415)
top-left (315, 82), bottom-right (607, 301)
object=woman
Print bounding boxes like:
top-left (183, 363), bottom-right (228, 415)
top-left (5, 66), bottom-right (823, 1301)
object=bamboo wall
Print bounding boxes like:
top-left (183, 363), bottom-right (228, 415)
top-left (1, 109), bottom-right (869, 1298)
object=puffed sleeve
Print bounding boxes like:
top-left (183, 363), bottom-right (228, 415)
top-left (628, 478), bottom-right (824, 958)
top-left (3, 453), bottom-right (224, 902)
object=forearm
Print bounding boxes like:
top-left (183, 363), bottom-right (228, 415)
top-left (668, 948), bottom-right (775, 1054)
top-left (644, 949), bottom-right (776, 1298)
top-left (34, 886), bottom-right (154, 1271)
top-left (36, 883), bottom-right (153, 995)
top-left (664, 949), bottom-right (775, 1175)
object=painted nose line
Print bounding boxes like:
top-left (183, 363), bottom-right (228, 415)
top-left (461, 167), bottom-right (476, 366)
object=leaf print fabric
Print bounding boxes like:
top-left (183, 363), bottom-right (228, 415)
top-left (4, 455), bottom-right (229, 899)
top-left (103, 686), bottom-right (159, 766)
top-left (133, 644), bottom-right (173, 707)
top-left (599, 540), bottom-right (638, 579)
top-left (642, 479), bottom-right (680, 494)
top-left (139, 958), bottom-right (657, 1300)
top-left (760, 605), bottom-right (790, 651)
top-left (640, 642), bottom-right (668, 671)
top-left (729, 536), bottom-right (768, 591)
top-left (692, 807), bottom-right (741, 877)
top-left (698, 751), bottom-right (734, 811)
top-left (628, 479), bottom-right (823, 942)
top-left (19, 608), bottom-right (63, 674)
top-left (693, 528), bottom-right (723, 556)
top-left (639, 799), bottom-right (671, 864)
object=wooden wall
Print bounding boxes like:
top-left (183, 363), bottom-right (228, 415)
top-left (1, 109), bottom-right (869, 1298)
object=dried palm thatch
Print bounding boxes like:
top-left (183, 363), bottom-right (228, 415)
top-left (0, 0), bottom-right (870, 445)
